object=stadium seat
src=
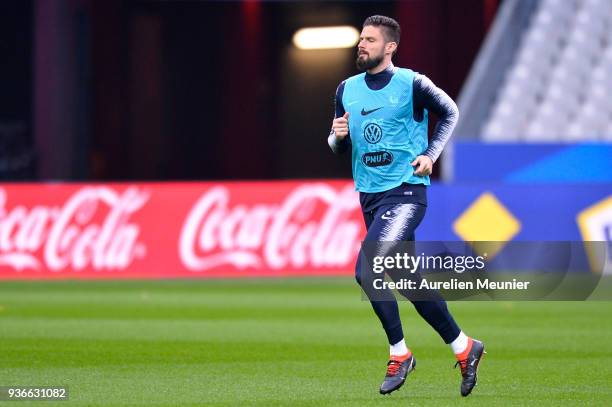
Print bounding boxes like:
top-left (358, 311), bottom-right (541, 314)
top-left (480, 0), bottom-right (612, 142)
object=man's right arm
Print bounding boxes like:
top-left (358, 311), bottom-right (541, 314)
top-left (328, 81), bottom-right (351, 154)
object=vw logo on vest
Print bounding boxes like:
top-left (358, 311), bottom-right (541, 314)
top-left (363, 122), bottom-right (383, 144)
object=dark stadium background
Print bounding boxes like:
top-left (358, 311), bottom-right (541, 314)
top-left (1, 0), bottom-right (497, 181)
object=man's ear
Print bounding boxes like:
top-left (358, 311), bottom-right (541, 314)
top-left (386, 42), bottom-right (397, 55)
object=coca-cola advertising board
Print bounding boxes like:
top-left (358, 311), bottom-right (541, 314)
top-left (0, 181), bottom-right (363, 279)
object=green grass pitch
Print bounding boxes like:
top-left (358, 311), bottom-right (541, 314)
top-left (0, 278), bottom-right (611, 406)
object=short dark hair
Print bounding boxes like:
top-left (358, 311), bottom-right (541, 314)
top-left (363, 15), bottom-right (401, 45)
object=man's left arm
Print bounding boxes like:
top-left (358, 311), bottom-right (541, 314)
top-left (411, 74), bottom-right (459, 176)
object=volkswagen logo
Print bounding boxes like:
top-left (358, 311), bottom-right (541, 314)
top-left (363, 123), bottom-right (383, 144)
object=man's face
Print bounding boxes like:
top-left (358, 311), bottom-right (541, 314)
top-left (356, 25), bottom-right (387, 71)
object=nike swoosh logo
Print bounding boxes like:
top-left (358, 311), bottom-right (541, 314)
top-left (381, 214), bottom-right (392, 220)
top-left (470, 358), bottom-right (478, 367)
top-left (361, 107), bottom-right (383, 116)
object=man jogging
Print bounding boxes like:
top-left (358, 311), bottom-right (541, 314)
top-left (328, 15), bottom-right (485, 397)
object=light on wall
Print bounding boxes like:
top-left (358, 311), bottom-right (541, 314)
top-left (292, 26), bottom-right (359, 50)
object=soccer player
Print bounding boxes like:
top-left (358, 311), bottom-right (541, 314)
top-left (328, 15), bottom-right (485, 397)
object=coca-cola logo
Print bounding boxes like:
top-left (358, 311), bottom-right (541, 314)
top-left (179, 184), bottom-right (362, 271)
top-left (0, 187), bottom-right (149, 272)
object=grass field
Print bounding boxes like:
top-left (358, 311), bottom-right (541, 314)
top-left (0, 278), bottom-right (611, 406)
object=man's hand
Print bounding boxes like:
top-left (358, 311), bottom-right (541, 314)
top-left (411, 155), bottom-right (433, 176)
top-left (331, 112), bottom-right (350, 139)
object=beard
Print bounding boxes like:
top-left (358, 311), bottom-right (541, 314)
top-left (356, 52), bottom-right (384, 71)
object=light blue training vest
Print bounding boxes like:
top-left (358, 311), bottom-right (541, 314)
top-left (342, 68), bottom-right (429, 193)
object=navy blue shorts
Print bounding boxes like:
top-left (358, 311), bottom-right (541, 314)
top-left (360, 183), bottom-right (427, 241)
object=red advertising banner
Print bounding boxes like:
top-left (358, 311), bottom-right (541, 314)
top-left (0, 181), bottom-right (363, 279)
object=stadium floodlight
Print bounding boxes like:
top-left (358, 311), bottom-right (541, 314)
top-left (292, 26), bottom-right (359, 50)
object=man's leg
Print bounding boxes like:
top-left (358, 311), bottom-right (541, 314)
top-left (372, 203), bottom-right (462, 344)
top-left (355, 252), bottom-right (404, 346)
top-left (355, 204), bottom-right (425, 394)
top-left (357, 203), bottom-right (485, 396)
